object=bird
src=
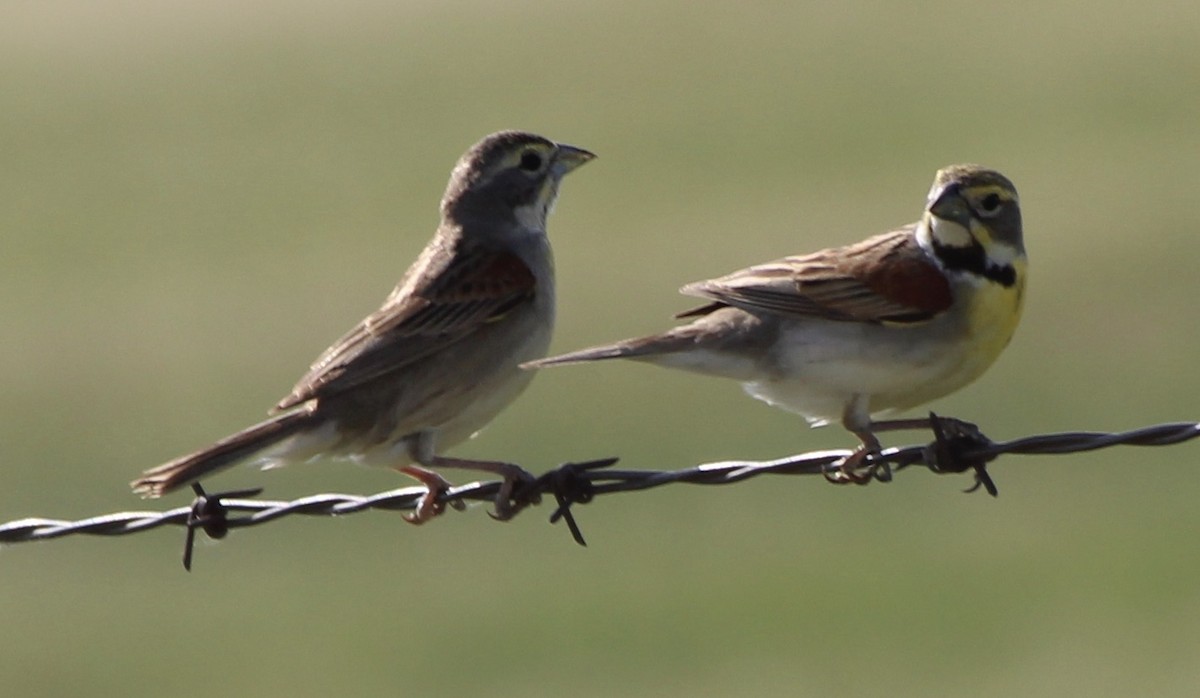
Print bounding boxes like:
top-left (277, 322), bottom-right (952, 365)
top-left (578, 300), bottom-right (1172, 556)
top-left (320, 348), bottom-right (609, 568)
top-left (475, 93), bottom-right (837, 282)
top-left (131, 130), bottom-right (595, 522)
top-left (524, 164), bottom-right (1025, 482)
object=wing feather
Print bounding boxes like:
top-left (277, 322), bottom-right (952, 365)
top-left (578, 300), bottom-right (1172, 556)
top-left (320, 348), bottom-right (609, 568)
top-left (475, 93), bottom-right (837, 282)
top-left (679, 227), bottom-right (952, 324)
top-left (274, 237), bottom-right (535, 412)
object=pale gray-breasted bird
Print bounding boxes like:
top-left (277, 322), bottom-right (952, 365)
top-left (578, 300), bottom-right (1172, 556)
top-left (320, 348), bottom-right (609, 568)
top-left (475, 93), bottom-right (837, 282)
top-left (132, 131), bottom-right (594, 521)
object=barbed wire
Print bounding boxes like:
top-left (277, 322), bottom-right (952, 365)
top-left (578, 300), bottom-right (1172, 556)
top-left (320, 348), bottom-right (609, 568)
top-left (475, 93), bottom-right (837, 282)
top-left (2, 414), bottom-right (1198, 569)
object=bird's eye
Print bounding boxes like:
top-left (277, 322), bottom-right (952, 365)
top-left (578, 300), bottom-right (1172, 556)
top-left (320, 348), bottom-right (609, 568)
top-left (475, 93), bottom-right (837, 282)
top-left (519, 151), bottom-right (543, 172)
top-left (978, 192), bottom-right (1003, 216)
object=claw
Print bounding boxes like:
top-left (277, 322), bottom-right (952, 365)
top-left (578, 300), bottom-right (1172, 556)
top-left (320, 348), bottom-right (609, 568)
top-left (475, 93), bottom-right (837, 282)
top-left (823, 446), bottom-right (894, 485)
top-left (395, 465), bottom-right (460, 524)
top-left (824, 447), bottom-right (875, 484)
top-left (487, 466), bottom-right (538, 521)
top-left (404, 486), bottom-right (447, 525)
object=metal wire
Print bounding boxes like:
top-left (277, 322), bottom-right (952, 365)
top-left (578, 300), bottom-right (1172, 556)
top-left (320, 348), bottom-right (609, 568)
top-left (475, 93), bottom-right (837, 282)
top-left (2, 415), bottom-right (1198, 568)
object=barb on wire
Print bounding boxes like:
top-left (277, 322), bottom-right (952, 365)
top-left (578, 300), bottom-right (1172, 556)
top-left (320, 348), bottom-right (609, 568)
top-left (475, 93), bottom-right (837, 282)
top-left (1, 415), bottom-right (1198, 570)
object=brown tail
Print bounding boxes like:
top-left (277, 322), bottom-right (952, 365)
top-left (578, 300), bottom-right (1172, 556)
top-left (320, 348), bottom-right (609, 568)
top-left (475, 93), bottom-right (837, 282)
top-left (131, 409), bottom-right (320, 498)
top-left (521, 331), bottom-right (700, 369)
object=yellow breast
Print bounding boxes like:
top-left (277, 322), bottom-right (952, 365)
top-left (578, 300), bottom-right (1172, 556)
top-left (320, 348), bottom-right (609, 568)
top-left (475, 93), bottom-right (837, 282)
top-left (965, 256), bottom-right (1026, 367)
top-left (865, 256), bottom-right (1026, 415)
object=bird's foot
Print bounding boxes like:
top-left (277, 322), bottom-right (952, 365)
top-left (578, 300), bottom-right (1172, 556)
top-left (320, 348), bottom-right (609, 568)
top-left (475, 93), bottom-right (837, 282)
top-left (488, 464), bottom-right (540, 521)
top-left (396, 466), bottom-right (464, 525)
top-left (824, 446), bottom-right (887, 485)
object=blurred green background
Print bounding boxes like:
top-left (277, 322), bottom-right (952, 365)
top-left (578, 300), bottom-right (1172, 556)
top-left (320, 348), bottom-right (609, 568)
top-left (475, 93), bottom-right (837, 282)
top-left (3, 1), bottom-right (1199, 696)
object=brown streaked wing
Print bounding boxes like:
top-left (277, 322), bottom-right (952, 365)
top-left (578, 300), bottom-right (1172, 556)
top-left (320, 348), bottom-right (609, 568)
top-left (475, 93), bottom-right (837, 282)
top-left (273, 240), bottom-right (536, 412)
top-left (679, 227), bottom-right (952, 324)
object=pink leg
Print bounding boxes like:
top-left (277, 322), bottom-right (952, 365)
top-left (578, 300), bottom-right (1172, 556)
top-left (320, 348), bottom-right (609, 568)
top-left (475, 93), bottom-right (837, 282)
top-left (395, 465), bottom-right (460, 525)
top-left (423, 455), bottom-right (536, 521)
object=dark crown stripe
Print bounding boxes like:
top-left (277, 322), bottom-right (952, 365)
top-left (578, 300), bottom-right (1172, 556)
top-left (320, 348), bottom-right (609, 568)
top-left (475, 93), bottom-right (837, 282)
top-left (932, 240), bottom-right (1017, 287)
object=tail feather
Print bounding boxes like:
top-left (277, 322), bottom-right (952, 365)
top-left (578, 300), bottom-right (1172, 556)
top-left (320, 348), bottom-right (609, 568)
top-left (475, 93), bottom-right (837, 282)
top-left (131, 408), bottom-right (320, 498)
top-left (522, 332), bottom-right (697, 369)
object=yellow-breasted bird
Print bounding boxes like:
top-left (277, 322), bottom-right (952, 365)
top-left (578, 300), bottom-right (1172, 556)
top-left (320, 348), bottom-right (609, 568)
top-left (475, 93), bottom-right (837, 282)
top-left (525, 164), bottom-right (1025, 481)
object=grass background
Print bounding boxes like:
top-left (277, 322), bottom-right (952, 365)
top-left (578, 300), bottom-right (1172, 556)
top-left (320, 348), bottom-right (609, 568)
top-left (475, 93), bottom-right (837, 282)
top-left (3, 1), bottom-right (1199, 695)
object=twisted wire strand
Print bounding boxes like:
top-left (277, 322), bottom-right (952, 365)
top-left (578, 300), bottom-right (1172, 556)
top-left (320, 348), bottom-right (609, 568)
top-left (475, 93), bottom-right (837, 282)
top-left (2, 417), bottom-right (1197, 565)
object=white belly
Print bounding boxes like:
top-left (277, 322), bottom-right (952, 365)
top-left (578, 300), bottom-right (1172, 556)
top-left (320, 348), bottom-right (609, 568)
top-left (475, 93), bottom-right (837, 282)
top-left (743, 295), bottom-right (1017, 424)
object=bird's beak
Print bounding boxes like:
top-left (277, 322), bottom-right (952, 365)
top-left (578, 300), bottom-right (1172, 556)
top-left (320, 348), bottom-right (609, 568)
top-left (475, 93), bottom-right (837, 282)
top-left (552, 144), bottom-right (596, 176)
top-left (928, 184), bottom-right (973, 228)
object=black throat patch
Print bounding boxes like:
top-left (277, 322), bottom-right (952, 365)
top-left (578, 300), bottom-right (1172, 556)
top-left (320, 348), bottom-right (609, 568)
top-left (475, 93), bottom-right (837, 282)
top-left (932, 240), bottom-right (1017, 287)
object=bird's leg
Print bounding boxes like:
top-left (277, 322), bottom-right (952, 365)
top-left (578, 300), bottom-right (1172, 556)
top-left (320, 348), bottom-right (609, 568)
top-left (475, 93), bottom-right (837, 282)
top-left (407, 430), bottom-right (536, 520)
top-left (825, 396), bottom-right (884, 485)
top-left (824, 430), bottom-right (883, 485)
top-left (840, 417), bottom-right (938, 483)
top-left (394, 465), bottom-right (462, 525)
top-left (831, 416), bottom-right (975, 484)
top-left (422, 455), bottom-right (537, 521)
